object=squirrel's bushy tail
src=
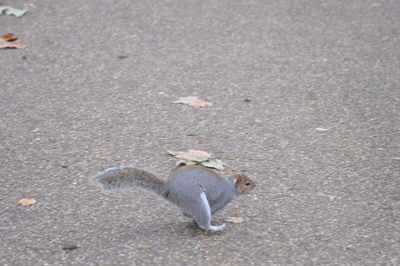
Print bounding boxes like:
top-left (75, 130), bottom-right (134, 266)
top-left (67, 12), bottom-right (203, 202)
top-left (91, 167), bottom-right (168, 197)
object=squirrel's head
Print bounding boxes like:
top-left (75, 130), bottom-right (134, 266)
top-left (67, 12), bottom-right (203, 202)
top-left (234, 175), bottom-right (256, 194)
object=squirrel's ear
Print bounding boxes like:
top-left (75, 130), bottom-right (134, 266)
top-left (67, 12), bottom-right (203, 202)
top-left (234, 175), bottom-right (245, 185)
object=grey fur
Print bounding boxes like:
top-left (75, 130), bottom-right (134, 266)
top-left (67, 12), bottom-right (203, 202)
top-left (91, 165), bottom-right (253, 232)
top-left (91, 167), bottom-right (168, 197)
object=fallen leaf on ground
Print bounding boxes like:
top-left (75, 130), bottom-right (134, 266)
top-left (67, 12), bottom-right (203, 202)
top-left (225, 217), bottom-right (244, 223)
top-left (167, 149), bottom-right (212, 161)
top-left (18, 198), bottom-right (36, 206)
top-left (139, 244), bottom-right (154, 249)
top-left (200, 159), bottom-right (225, 170)
top-left (0, 33), bottom-right (27, 49)
top-left (173, 96), bottom-right (213, 107)
top-left (198, 139), bottom-right (209, 144)
top-left (0, 6), bottom-right (28, 17)
top-left (168, 149), bottom-right (225, 169)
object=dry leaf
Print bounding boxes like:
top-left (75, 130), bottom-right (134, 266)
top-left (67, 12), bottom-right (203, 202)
top-left (167, 149), bottom-right (212, 161)
top-left (173, 96), bottom-right (213, 107)
top-left (167, 149), bottom-right (225, 169)
top-left (18, 198), bottom-right (36, 206)
top-left (200, 159), bottom-right (225, 170)
top-left (225, 217), bottom-right (244, 223)
top-left (0, 6), bottom-right (28, 17)
top-left (0, 33), bottom-right (27, 49)
top-left (3, 33), bottom-right (17, 41)
top-left (198, 139), bottom-right (209, 144)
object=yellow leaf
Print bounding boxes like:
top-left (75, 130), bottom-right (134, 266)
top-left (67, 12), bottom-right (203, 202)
top-left (18, 198), bottom-right (36, 206)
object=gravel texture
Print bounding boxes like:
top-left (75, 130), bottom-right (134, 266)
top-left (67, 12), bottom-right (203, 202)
top-left (1, 0), bottom-right (399, 265)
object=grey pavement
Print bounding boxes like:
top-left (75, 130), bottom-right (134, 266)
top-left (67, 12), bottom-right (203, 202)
top-left (1, 0), bottom-right (399, 265)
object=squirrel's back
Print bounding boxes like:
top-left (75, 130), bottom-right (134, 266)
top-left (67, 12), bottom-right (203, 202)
top-left (167, 165), bottom-right (236, 205)
top-left (170, 165), bottom-right (231, 187)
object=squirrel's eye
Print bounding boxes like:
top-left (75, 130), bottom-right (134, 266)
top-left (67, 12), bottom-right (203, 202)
top-left (245, 182), bottom-right (251, 186)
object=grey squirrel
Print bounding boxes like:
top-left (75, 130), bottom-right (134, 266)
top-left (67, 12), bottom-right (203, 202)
top-left (91, 165), bottom-right (255, 232)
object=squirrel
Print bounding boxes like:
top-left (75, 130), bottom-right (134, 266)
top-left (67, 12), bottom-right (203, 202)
top-left (91, 165), bottom-right (256, 232)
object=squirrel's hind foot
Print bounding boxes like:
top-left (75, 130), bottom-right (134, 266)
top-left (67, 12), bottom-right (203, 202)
top-left (200, 223), bottom-right (226, 232)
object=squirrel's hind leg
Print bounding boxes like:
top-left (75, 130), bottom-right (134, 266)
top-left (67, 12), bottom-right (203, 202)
top-left (190, 192), bottom-right (226, 232)
top-left (182, 213), bottom-right (200, 227)
top-left (182, 212), bottom-right (201, 227)
top-left (182, 212), bottom-right (193, 219)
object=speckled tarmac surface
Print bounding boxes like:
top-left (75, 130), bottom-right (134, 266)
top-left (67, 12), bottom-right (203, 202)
top-left (1, 0), bottom-right (399, 265)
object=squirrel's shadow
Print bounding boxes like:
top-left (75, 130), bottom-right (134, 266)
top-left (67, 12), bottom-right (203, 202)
top-left (99, 219), bottom-right (225, 241)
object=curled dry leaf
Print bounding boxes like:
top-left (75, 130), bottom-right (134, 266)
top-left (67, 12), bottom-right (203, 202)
top-left (167, 149), bottom-right (225, 169)
top-left (225, 217), bottom-right (244, 223)
top-left (18, 198), bottom-right (36, 206)
top-left (200, 159), bottom-right (225, 170)
top-left (0, 6), bottom-right (28, 17)
top-left (173, 96), bottom-right (213, 107)
top-left (0, 33), bottom-right (27, 49)
top-left (167, 149), bottom-right (212, 161)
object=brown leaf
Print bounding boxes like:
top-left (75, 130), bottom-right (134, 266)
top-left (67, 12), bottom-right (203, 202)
top-left (173, 96), bottom-right (213, 107)
top-left (3, 33), bottom-right (17, 41)
top-left (0, 33), bottom-right (27, 49)
top-left (18, 198), bottom-right (36, 206)
top-left (198, 139), bottom-right (209, 144)
top-left (225, 217), bottom-right (244, 223)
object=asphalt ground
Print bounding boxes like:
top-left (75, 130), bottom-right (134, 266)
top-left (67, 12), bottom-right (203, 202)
top-left (1, 0), bottom-right (399, 265)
